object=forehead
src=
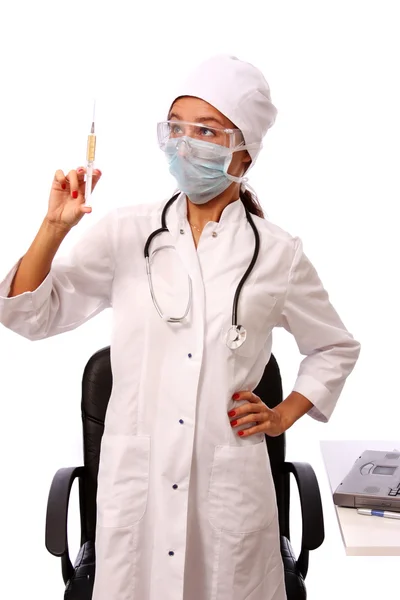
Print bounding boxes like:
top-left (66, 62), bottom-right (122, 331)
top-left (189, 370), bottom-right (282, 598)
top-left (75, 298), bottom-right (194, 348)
top-left (169, 96), bottom-right (237, 129)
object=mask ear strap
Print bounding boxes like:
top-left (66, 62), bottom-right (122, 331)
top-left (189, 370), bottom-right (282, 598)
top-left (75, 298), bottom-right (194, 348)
top-left (225, 172), bottom-right (249, 184)
top-left (223, 141), bottom-right (261, 183)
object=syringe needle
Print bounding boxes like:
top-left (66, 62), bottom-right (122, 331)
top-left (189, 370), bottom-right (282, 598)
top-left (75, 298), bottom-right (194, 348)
top-left (91, 99), bottom-right (96, 134)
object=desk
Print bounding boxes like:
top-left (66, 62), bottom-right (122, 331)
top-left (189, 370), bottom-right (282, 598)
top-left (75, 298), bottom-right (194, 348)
top-left (320, 440), bottom-right (400, 556)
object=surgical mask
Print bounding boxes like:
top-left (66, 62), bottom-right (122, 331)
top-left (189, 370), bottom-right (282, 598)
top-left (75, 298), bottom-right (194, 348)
top-left (163, 136), bottom-right (247, 205)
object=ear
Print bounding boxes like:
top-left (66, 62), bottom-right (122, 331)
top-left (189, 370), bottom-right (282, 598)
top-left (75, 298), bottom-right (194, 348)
top-left (241, 151), bottom-right (252, 175)
top-left (243, 151), bottom-right (252, 163)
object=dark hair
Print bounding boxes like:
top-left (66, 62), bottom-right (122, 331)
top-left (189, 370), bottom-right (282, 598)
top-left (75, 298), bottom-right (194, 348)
top-left (239, 188), bottom-right (265, 219)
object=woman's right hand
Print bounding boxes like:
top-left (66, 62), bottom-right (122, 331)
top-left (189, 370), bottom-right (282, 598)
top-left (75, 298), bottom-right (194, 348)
top-left (46, 167), bottom-right (102, 230)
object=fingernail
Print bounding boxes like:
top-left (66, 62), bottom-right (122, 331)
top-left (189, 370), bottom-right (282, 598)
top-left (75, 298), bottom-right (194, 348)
top-left (61, 183), bottom-right (66, 190)
top-left (95, 169), bottom-right (102, 175)
top-left (72, 190), bottom-right (78, 199)
top-left (77, 168), bottom-right (84, 173)
top-left (230, 420), bottom-right (238, 427)
top-left (232, 393), bottom-right (240, 400)
top-left (228, 410), bottom-right (236, 417)
top-left (238, 431), bottom-right (244, 436)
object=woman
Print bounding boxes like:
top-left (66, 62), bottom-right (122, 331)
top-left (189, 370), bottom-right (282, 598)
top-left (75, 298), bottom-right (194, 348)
top-left (0, 55), bottom-right (360, 600)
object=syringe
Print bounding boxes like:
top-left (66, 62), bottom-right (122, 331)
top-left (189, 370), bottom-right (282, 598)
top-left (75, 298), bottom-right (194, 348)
top-left (85, 100), bottom-right (97, 204)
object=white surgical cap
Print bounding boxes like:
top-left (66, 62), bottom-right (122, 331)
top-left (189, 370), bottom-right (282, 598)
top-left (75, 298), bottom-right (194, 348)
top-left (169, 54), bottom-right (278, 166)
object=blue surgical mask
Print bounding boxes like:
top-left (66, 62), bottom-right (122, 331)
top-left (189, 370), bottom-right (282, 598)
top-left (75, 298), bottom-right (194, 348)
top-left (164, 137), bottom-right (245, 205)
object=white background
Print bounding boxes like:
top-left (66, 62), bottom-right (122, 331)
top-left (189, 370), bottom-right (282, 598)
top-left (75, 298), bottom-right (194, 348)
top-left (0, 0), bottom-right (399, 597)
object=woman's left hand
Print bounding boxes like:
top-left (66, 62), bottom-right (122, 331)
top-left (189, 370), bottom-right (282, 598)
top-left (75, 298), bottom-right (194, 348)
top-left (228, 391), bottom-right (285, 438)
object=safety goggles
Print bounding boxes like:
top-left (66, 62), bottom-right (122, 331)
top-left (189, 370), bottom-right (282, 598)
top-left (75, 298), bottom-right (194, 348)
top-left (157, 120), bottom-right (245, 152)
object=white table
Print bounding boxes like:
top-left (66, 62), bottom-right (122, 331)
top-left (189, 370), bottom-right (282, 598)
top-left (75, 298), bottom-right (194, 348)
top-left (320, 440), bottom-right (400, 556)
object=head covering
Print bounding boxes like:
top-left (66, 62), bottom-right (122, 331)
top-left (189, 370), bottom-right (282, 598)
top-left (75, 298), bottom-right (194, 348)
top-left (168, 54), bottom-right (277, 167)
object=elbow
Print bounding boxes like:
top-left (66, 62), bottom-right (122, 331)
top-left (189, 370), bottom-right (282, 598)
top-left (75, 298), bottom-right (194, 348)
top-left (330, 337), bottom-right (361, 377)
top-left (0, 308), bottom-right (51, 342)
top-left (348, 336), bottom-right (361, 365)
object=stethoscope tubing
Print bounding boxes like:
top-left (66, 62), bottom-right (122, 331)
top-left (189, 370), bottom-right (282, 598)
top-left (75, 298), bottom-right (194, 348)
top-left (144, 192), bottom-right (260, 328)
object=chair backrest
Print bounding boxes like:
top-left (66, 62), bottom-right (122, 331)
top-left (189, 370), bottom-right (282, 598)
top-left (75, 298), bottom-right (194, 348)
top-left (79, 346), bottom-right (287, 544)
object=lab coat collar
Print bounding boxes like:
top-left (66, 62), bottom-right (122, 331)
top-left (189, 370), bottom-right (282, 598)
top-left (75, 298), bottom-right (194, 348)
top-left (166, 192), bottom-right (246, 239)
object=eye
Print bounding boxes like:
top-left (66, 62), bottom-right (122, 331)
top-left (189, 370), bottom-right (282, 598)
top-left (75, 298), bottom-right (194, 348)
top-left (199, 127), bottom-right (215, 137)
top-left (168, 122), bottom-right (183, 136)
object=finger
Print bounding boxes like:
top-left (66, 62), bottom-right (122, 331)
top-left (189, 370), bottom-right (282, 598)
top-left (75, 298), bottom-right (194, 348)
top-left (230, 413), bottom-right (264, 428)
top-left (76, 167), bottom-right (102, 180)
top-left (67, 169), bottom-right (80, 198)
top-left (76, 167), bottom-right (86, 182)
top-left (91, 168), bottom-right (102, 191)
top-left (229, 402), bottom-right (265, 417)
top-left (54, 169), bottom-right (68, 190)
top-left (77, 167), bottom-right (102, 192)
top-left (237, 424), bottom-right (265, 437)
top-left (232, 391), bottom-right (261, 404)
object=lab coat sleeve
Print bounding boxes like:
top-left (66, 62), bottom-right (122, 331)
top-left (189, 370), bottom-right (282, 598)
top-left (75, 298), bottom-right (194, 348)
top-left (277, 237), bottom-right (361, 422)
top-left (0, 210), bottom-right (117, 341)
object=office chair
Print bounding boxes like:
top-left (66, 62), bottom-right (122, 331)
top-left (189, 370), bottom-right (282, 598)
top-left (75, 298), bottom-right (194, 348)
top-left (45, 347), bottom-right (325, 600)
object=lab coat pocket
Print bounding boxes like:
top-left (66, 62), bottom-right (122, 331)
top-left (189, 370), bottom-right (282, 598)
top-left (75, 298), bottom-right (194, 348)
top-left (96, 433), bottom-right (150, 528)
top-left (221, 288), bottom-right (278, 358)
top-left (208, 441), bottom-right (277, 533)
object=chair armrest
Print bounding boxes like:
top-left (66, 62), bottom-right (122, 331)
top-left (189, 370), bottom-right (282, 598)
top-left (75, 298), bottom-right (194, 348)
top-left (45, 466), bottom-right (85, 584)
top-left (282, 461), bottom-right (325, 578)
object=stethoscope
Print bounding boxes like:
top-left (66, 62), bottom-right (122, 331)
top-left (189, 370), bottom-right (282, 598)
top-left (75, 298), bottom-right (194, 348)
top-left (144, 192), bottom-right (260, 350)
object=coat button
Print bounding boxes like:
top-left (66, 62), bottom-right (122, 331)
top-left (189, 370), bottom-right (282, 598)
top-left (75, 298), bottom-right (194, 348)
top-left (172, 484), bottom-right (178, 489)
top-left (212, 231), bottom-right (218, 238)
top-left (180, 229), bottom-right (185, 235)
top-left (188, 353), bottom-right (192, 358)
top-left (169, 551), bottom-right (175, 556)
top-left (179, 419), bottom-right (184, 424)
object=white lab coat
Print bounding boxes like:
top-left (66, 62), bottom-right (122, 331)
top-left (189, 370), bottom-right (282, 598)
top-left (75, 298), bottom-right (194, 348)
top-left (0, 194), bottom-right (360, 600)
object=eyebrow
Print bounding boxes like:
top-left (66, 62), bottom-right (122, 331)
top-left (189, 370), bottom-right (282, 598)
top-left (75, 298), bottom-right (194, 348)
top-left (168, 112), bottom-right (226, 128)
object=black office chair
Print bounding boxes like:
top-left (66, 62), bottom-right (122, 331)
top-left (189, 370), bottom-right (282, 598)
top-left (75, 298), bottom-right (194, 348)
top-left (45, 347), bottom-right (324, 600)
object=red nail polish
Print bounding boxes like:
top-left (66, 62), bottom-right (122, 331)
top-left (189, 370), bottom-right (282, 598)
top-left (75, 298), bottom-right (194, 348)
top-left (77, 168), bottom-right (84, 173)
top-left (61, 183), bottom-right (66, 190)
top-left (228, 410), bottom-right (236, 417)
top-left (230, 420), bottom-right (237, 427)
top-left (238, 431), bottom-right (244, 436)
top-left (72, 190), bottom-right (78, 199)
top-left (232, 393), bottom-right (240, 400)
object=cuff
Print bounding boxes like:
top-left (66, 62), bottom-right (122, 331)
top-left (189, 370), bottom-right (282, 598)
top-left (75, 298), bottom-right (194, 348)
top-left (0, 257), bottom-right (53, 313)
top-left (292, 374), bottom-right (340, 423)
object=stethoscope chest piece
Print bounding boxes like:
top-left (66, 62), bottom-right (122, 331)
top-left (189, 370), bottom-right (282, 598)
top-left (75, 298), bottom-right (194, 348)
top-left (226, 325), bottom-right (247, 350)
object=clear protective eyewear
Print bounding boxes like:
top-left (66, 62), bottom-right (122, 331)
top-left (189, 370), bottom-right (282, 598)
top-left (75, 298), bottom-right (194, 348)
top-left (157, 120), bottom-right (245, 156)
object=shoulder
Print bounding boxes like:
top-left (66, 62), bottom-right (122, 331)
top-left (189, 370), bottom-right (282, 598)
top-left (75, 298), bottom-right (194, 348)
top-left (103, 199), bottom-right (169, 257)
top-left (115, 199), bottom-right (165, 220)
top-left (252, 213), bottom-right (301, 258)
top-left (105, 199), bottom-right (163, 222)
top-left (107, 198), bottom-right (168, 232)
